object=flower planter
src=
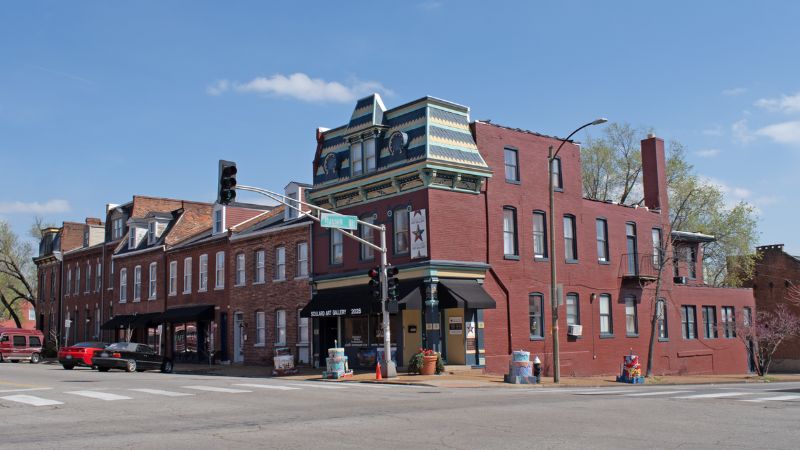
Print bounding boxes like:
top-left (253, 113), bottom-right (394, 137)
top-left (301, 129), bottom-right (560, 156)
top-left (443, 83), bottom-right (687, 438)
top-left (420, 355), bottom-right (438, 375)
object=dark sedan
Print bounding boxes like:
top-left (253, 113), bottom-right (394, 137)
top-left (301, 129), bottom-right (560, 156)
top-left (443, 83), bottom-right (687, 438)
top-left (92, 342), bottom-right (173, 373)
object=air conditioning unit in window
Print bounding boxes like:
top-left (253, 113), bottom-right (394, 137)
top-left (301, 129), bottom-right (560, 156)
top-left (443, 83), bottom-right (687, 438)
top-left (673, 276), bottom-right (688, 285)
top-left (567, 324), bottom-right (583, 337)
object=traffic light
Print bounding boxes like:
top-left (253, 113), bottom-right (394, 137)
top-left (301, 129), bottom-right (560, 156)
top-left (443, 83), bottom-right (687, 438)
top-left (368, 267), bottom-right (381, 301)
top-left (218, 160), bottom-right (238, 205)
top-left (387, 266), bottom-right (400, 302)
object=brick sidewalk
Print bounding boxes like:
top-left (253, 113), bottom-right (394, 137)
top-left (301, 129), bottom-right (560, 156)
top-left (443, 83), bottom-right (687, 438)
top-left (171, 363), bottom-right (800, 388)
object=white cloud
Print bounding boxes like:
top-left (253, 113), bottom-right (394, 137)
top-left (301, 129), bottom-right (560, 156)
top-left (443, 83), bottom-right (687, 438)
top-left (731, 119), bottom-right (755, 144)
top-left (695, 148), bottom-right (721, 158)
top-left (755, 92), bottom-right (800, 113)
top-left (0, 199), bottom-right (71, 214)
top-left (207, 73), bottom-right (393, 103)
top-left (700, 177), bottom-right (781, 211)
top-left (756, 120), bottom-right (800, 145)
top-left (722, 87), bottom-right (747, 96)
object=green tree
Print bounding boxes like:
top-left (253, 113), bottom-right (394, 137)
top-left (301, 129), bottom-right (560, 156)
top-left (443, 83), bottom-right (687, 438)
top-left (0, 220), bottom-right (40, 328)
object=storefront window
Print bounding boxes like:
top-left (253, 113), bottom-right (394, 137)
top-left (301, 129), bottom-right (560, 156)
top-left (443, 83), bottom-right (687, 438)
top-left (344, 317), bottom-right (368, 347)
top-left (370, 314), bottom-right (400, 345)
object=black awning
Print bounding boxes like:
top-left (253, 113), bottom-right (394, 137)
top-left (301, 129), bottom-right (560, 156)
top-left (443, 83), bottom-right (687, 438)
top-left (130, 312), bottom-right (163, 328)
top-left (301, 285), bottom-right (375, 318)
top-left (162, 305), bottom-right (215, 322)
top-left (438, 279), bottom-right (497, 309)
top-left (100, 315), bottom-right (132, 330)
top-left (399, 285), bottom-right (423, 309)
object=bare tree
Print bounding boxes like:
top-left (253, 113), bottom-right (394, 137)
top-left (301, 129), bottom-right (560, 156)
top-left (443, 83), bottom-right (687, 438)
top-left (0, 221), bottom-right (38, 328)
top-left (737, 304), bottom-right (800, 376)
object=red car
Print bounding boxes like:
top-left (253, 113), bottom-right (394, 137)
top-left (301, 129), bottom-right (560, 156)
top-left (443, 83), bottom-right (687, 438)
top-left (58, 342), bottom-right (109, 369)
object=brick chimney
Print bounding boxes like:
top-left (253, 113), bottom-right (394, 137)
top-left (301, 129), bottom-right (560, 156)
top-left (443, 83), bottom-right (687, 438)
top-left (641, 134), bottom-right (668, 213)
top-left (85, 217), bottom-right (102, 226)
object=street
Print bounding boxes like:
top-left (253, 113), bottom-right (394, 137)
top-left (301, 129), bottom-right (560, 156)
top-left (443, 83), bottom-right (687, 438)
top-left (1, 364), bottom-right (800, 449)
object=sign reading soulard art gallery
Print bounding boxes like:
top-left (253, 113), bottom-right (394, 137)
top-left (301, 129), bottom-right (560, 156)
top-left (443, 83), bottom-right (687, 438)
top-left (410, 209), bottom-right (428, 259)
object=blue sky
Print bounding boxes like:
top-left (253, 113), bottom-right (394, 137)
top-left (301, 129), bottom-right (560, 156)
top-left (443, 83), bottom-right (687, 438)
top-left (1, 1), bottom-right (799, 254)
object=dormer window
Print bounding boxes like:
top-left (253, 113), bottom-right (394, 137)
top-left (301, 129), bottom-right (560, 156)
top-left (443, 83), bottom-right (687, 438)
top-left (364, 138), bottom-right (376, 173)
top-left (148, 222), bottom-right (156, 245)
top-left (213, 207), bottom-right (224, 234)
top-left (128, 227), bottom-right (137, 249)
top-left (112, 218), bottom-right (125, 240)
top-left (351, 141), bottom-right (363, 176)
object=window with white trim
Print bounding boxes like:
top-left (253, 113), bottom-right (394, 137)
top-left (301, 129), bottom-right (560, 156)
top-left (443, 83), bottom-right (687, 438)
top-left (297, 242), bottom-right (309, 278)
top-left (112, 218), bottom-right (124, 240)
top-left (330, 229), bottom-right (343, 265)
top-left (364, 138), bottom-right (377, 173)
top-left (625, 296), bottom-right (638, 336)
top-left (75, 266), bottom-right (80, 295)
top-left (298, 309), bottom-right (309, 344)
top-left (503, 207), bottom-right (518, 257)
top-left (393, 208), bottom-right (409, 255)
top-left (599, 294), bottom-right (613, 335)
top-left (199, 254), bottom-right (208, 291)
top-left (275, 309), bottom-right (286, 345)
top-left (214, 209), bottom-right (223, 234)
top-left (255, 311), bottom-right (266, 346)
top-left (169, 261), bottom-right (177, 295)
top-left (133, 265), bottom-right (141, 301)
top-left (128, 227), bottom-right (137, 249)
top-left (529, 293), bottom-right (544, 339)
top-left (120, 268), bottom-right (128, 303)
top-left (85, 262), bottom-right (91, 293)
top-left (148, 262), bottom-right (157, 300)
top-left (350, 141), bottom-right (363, 176)
top-left (566, 293), bottom-right (579, 326)
top-left (215, 251), bottom-right (225, 289)
top-left (235, 253), bottom-right (245, 286)
top-left (183, 257), bottom-right (192, 294)
top-left (533, 211), bottom-right (547, 259)
top-left (96, 261), bottom-right (102, 292)
top-left (274, 247), bottom-right (286, 280)
top-left (254, 250), bottom-right (265, 283)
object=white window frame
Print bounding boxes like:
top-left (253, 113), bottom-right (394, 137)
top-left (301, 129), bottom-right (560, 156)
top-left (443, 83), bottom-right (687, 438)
top-left (213, 208), bottom-right (224, 234)
top-left (113, 218), bottom-right (124, 240)
top-left (148, 221), bottom-right (156, 244)
top-left (235, 253), bottom-right (245, 286)
top-left (297, 242), bottom-right (309, 278)
top-left (96, 261), bottom-right (102, 293)
top-left (393, 209), bottom-right (409, 255)
top-left (625, 296), bottom-right (638, 336)
top-left (330, 229), bottom-right (343, 265)
top-left (255, 311), bottom-right (266, 346)
top-left (351, 141), bottom-right (363, 176)
top-left (364, 138), bottom-right (376, 173)
top-left (599, 294), bottom-right (612, 335)
top-left (199, 254), bottom-right (208, 291)
top-left (85, 262), bottom-right (92, 293)
top-left (75, 266), bottom-right (81, 295)
top-left (183, 257), bottom-right (192, 294)
top-left (275, 309), bottom-right (286, 346)
top-left (503, 207), bottom-right (517, 257)
top-left (274, 247), bottom-right (286, 281)
top-left (120, 268), bottom-right (128, 303)
top-left (169, 261), bottom-right (177, 296)
top-left (148, 262), bottom-right (157, 300)
top-left (128, 227), bottom-right (136, 249)
top-left (254, 250), bottom-right (265, 284)
top-left (215, 251), bottom-right (225, 289)
top-left (298, 309), bottom-right (309, 344)
top-left (133, 265), bottom-right (141, 301)
top-left (533, 211), bottom-right (547, 259)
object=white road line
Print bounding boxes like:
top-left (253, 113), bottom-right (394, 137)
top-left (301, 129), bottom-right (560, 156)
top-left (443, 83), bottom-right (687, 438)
top-left (624, 390), bottom-right (691, 397)
top-left (129, 388), bottom-right (194, 397)
top-left (0, 394), bottom-right (63, 407)
top-left (572, 390), bottom-right (631, 395)
top-left (285, 383), bottom-right (347, 389)
top-left (233, 383), bottom-right (301, 391)
top-left (65, 391), bottom-right (132, 401)
top-left (674, 392), bottom-right (747, 399)
top-left (741, 395), bottom-right (800, 403)
top-left (0, 387), bottom-right (53, 393)
top-left (182, 386), bottom-right (252, 393)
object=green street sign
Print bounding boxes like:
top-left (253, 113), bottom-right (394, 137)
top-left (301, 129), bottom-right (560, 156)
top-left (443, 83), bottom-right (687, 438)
top-left (320, 213), bottom-right (358, 230)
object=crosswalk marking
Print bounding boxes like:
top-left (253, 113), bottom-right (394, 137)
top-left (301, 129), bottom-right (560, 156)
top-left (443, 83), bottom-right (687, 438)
top-left (674, 392), bottom-right (747, 399)
top-left (286, 383), bottom-right (347, 390)
top-left (182, 386), bottom-right (251, 393)
top-left (233, 383), bottom-right (300, 391)
top-left (66, 391), bottom-right (132, 401)
top-left (0, 387), bottom-right (53, 394)
top-left (1, 394), bottom-right (63, 406)
top-left (572, 389), bottom-right (631, 395)
top-left (741, 395), bottom-right (800, 403)
top-left (129, 388), bottom-right (194, 397)
top-left (624, 390), bottom-right (690, 397)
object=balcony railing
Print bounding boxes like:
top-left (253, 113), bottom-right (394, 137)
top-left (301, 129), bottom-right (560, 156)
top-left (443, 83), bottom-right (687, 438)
top-left (619, 253), bottom-right (663, 283)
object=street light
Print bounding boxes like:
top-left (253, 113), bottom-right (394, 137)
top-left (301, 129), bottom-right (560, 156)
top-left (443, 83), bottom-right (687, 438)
top-left (548, 117), bottom-right (607, 383)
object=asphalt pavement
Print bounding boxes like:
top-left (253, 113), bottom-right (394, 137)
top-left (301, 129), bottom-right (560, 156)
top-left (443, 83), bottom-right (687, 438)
top-left (2, 363), bottom-right (799, 449)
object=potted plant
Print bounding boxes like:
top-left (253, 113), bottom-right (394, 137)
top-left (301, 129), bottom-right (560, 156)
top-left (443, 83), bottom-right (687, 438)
top-left (408, 348), bottom-right (444, 375)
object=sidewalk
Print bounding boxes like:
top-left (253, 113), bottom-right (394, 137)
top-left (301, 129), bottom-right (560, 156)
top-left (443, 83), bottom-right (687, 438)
top-left (172, 362), bottom-right (800, 388)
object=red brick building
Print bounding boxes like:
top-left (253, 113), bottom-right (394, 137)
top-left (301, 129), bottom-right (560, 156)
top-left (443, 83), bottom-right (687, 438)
top-left (303, 93), bottom-right (755, 376)
top-left (744, 244), bottom-right (800, 371)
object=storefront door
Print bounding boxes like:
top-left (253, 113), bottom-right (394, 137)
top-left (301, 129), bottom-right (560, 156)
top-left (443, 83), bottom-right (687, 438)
top-left (318, 317), bottom-right (339, 368)
top-left (233, 312), bottom-right (244, 363)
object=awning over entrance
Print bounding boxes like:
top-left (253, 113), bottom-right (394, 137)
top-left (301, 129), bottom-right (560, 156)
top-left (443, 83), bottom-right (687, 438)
top-left (162, 305), bottom-right (215, 322)
top-left (301, 285), bottom-right (376, 318)
top-left (100, 312), bottom-right (162, 330)
top-left (438, 279), bottom-right (497, 309)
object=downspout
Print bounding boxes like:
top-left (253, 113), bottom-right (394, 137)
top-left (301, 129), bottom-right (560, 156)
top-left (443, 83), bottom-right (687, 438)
top-left (483, 175), bottom-right (512, 355)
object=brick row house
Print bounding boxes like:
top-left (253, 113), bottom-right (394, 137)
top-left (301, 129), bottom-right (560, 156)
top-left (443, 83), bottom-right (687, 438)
top-left (34, 190), bottom-right (313, 366)
top-left (302, 93), bottom-right (755, 376)
top-left (742, 244), bottom-right (800, 372)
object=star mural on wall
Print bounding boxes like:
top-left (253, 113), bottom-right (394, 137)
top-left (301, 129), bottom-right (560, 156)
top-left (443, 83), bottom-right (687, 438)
top-left (413, 223), bottom-right (425, 242)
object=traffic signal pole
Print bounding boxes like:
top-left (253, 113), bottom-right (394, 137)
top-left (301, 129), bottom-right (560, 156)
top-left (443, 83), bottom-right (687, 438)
top-left (231, 182), bottom-right (397, 378)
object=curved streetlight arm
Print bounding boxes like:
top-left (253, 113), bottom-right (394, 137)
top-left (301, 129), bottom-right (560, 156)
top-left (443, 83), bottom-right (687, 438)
top-left (551, 118), bottom-right (608, 160)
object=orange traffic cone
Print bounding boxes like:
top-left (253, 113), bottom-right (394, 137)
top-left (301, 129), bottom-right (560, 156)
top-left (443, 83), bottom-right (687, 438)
top-left (376, 361), bottom-right (383, 380)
